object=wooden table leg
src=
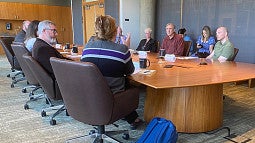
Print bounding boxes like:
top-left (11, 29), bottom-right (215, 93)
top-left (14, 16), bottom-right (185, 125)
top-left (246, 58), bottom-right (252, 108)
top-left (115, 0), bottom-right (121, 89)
top-left (144, 84), bottom-right (223, 133)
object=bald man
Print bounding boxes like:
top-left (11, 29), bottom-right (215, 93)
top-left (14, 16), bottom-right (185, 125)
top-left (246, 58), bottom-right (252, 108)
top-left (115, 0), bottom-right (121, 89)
top-left (14, 20), bottom-right (30, 43)
top-left (161, 23), bottom-right (184, 56)
top-left (207, 26), bottom-right (234, 62)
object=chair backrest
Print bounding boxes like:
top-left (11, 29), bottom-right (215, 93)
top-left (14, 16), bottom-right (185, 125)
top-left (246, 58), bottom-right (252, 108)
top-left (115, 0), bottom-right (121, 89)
top-left (229, 47), bottom-right (239, 61)
top-left (183, 41), bottom-right (192, 56)
top-left (156, 41), bottom-right (160, 53)
top-left (0, 36), bottom-right (20, 69)
top-left (23, 53), bottom-right (62, 100)
top-left (11, 44), bottom-right (38, 85)
top-left (50, 57), bottom-right (116, 125)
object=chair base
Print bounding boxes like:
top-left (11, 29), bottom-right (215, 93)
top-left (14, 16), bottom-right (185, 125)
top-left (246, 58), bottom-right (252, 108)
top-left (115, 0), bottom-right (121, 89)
top-left (66, 133), bottom-right (120, 143)
top-left (65, 125), bottom-right (129, 143)
top-left (11, 76), bottom-right (26, 88)
top-left (41, 104), bottom-right (66, 125)
top-left (24, 93), bottom-right (45, 110)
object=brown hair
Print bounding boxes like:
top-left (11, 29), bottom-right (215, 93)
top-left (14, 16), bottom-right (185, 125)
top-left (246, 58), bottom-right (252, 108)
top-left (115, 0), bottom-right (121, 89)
top-left (201, 25), bottom-right (212, 41)
top-left (95, 15), bottom-right (117, 41)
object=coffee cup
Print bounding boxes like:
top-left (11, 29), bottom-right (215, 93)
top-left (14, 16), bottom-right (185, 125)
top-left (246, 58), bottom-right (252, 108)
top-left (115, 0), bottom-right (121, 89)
top-left (55, 44), bottom-right (62, 49)
top-left (138, 51), bottom-right (147, 59)
top-left (65, 43), bottom-right (70, 49)
top-left (164, 54), bottom-right (176, 62)
top-left (72, 46), bottom-right (78, 53)
top-left (139, 58), bottom-right (150, 69)
top-left (159, 49), bottom-right (166, 57)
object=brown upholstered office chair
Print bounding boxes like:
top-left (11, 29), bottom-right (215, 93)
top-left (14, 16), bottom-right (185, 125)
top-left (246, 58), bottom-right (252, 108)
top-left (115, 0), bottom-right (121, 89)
top-left (229, 47), bottom-right (239, 61)
top-left (183, 41), bottom-right (192, 56)
top-left (230, 48), bottom-right (253, 88)
top-left (0, 36), bottom-right (25, 87)
top-left (23, 54), bottom-right (65, 125)
top-left (11, 44), bottom-right (43, 109)
top-left (156, 41), bottom-right (160, 53)
top-left (50, 57), bottom-right (139, 142)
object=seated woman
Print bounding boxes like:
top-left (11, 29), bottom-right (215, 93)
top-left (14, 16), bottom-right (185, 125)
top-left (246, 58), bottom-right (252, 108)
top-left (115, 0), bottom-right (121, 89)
top-left (195, 25), bottom-right (215, 58)
top-left (136, 28), bottom-right (158, 53)
top-left (81, 15), bottom-right (143, 130)
top-left (24, 20), bottom-right (40, 52)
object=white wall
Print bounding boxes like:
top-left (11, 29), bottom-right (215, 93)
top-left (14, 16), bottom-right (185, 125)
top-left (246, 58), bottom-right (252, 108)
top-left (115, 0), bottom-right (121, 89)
top-left (119, 0), bottom-right (140, 49)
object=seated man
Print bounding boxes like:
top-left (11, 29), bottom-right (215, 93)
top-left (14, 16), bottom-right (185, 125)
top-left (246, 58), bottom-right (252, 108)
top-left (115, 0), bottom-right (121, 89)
top-left (115, 26), bottom-right (130, 47)
top-left (14, 20), bottom-right (30, 43)
top-left (161, 23), bottom-right (184, 56)
top-left (206, 26), bottom-right (234, 62)
top-left (32, 20), bottom-right (69, 79)
top-left (136, 28), bottom-right (158, 53)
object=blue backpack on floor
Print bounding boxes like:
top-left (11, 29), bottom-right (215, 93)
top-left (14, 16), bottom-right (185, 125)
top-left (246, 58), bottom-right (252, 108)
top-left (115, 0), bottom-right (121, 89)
top-left (136, 117), bottom-right (178, 143)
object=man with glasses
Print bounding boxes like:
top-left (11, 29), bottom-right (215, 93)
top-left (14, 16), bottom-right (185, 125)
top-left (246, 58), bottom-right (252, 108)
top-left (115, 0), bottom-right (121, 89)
top-left (32, 20), bottom-right (68, 79)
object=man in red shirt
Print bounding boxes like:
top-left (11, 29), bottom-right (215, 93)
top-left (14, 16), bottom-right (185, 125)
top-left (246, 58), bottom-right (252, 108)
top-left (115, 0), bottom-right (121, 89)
top-left (161, 23), bottom-right (184, 56)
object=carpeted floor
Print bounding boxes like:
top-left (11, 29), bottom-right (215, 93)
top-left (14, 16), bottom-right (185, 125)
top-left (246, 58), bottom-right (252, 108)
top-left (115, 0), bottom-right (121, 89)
top-left (1, 55), bottom-right (255, 143)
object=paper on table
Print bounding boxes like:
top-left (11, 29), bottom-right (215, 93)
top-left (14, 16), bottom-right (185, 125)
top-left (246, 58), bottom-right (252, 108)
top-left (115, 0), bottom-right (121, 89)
top-left (132, 62), bottom-right (156, 75)
top-left (138, 69), bottom-right (156, 75)
top-left (60, 51), bottom-right (69, 54)
top-left (176, 57), bottom-right (198, 60)
top-left (66, 55), bottom-right (82, 58)
top-left (133, 62), bottom-right (141, 74)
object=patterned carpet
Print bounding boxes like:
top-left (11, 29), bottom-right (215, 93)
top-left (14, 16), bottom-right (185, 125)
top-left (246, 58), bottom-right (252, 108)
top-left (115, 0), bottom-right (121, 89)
top-left (0, 55), bottom-right (255, 143)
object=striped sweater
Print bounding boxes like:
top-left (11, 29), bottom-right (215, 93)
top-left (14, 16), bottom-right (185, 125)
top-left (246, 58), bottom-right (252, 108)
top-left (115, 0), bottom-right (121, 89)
top-left (81, 40), bottom-right (134, 94)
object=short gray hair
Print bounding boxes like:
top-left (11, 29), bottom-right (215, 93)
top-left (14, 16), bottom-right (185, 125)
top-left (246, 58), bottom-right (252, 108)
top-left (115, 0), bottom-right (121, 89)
top-left (166, 23), bottom-right (175, 29)
top-left (37, 20), bottom-right (55, 35)
top-left (144, 28), bottom-right (152, 34)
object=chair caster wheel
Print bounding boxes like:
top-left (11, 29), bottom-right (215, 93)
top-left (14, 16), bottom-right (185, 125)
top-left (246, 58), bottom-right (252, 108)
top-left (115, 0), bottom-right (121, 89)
top-left (7, 74), bottom-right (10, 77)
top-left (30, 97), bottom-right (34, 100)
top-left (22, 88), bottom-right (27, 93)
top-left (11, 84), bottom-right (14, 88)
top-left (122, 133), bottom-right (129, 140)
top-left (12, 77), bottom-right (15, 80)
top-left (50, 119), bottom-right (56, 125)
top-left (24, 104), bottom-right (29, 110)
top-left (41, 111), bottom-right (46, 117)
top-left (89, 130), bottom-right (96, 135)
top-left (66, 110), bottom-right (69, 116)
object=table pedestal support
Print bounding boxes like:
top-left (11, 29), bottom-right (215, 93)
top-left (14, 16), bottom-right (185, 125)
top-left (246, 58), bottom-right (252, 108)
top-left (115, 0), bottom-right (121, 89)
top-left (144, 84), bottom-right (223, 133)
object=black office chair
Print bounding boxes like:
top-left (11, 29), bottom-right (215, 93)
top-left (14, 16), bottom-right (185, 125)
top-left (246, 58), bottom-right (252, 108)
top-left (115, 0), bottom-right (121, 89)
top-left (50, 57), bottom-right (139, 142)
top-left (23, 54), bottom-right (66, 125)
top-left (11, 44), bottom-right (43, 109)
top-left (0, 36), bottom-right (25, 87)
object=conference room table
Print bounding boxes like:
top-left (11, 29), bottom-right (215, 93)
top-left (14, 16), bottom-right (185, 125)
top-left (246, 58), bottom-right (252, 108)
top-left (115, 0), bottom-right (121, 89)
top-left (130, 52), bottom-right (255, 133)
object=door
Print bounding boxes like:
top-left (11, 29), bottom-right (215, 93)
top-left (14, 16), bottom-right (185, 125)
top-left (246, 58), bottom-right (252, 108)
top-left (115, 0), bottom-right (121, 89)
top-left (82, 0), bottom-right (105, 43)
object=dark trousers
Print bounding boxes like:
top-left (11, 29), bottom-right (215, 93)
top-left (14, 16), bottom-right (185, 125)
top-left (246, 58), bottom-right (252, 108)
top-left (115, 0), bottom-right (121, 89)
top-left (124, 111), bottom-right (138, 124)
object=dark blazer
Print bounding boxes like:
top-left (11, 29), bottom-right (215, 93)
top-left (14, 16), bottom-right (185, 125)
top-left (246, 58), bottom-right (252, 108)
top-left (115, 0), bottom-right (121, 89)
top-left (136, 38), bottom-right (158, 53)
top-left (14, 30), bottom-right (26, 43)
top-left (32, 38), bottom-right (66, 79)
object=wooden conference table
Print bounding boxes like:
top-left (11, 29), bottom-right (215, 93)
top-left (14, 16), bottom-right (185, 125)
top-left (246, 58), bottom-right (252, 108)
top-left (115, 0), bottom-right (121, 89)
top-left (130, 53), bottom-right (255, 133)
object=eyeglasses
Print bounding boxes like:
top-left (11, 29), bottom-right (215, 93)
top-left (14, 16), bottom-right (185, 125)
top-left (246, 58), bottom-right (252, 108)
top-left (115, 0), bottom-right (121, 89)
top-left (45, 28), bottom-right (57, 33)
